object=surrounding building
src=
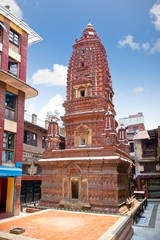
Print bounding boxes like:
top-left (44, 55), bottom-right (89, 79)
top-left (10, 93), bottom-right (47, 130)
top-left (39, 22), bottom-right (134, 213)
top-left (20, 113), bottom-right (65, 204)
top-left (134, 127), bottom-right (160, 198)
top-left (21, 113), bottom-right (48, 204)
top-left (118, 113), bottom-right (145, 160)
top-left (0, 4), bottom-right (42, 218)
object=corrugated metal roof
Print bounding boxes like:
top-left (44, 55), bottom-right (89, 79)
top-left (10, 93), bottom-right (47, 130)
top-left (0, 4), bottom-right (42, 45)
top-left (133, 130), bottom-right (150, 140)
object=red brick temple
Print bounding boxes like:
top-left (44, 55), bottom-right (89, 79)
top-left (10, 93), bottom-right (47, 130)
top-left (39, 22), bottom-right (134, 213)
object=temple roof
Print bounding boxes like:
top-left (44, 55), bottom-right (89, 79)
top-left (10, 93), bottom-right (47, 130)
top-left (80, 21), bottom-right (99, 41)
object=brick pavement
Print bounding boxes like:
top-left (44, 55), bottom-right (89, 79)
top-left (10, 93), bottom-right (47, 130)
top-left (0, 210), bottom-right (120, 240)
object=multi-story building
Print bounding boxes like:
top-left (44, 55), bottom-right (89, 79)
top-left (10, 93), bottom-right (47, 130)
top-left (21, 113), bottom-right (48, 204)
top-left (39, 22), bottom-right (133, 214)
top-left (20, 113), bottom-right (65, 204)
top-left (0, 4), bottom-right (42, 218)
top-left (134, 127), bottom-right (160, 198)
top-left (118, 113), bottom-right (145, 160)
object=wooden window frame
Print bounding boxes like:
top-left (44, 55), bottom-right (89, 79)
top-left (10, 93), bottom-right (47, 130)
top-left (9, 29), bottom-right (19, 46)
top-left (8, 57), bottom-right (19, 77)
top-left (24, 130), bottom-right (37, 146)
top-left (5, 91), bottom-right (16, 121)
top-left (2, 132), bottom-right (15, 163)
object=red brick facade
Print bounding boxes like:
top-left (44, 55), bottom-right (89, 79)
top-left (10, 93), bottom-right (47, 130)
top-left (0, 82), bottom-right (6, 164)
top-left (39, 23), bottom-right (133, 213)
top-left (1, 19), bottom-right (10, 72)
top-left (19, 33), bottom-right (28, 82)
top-left (0, 6), bottom-right (41, 217)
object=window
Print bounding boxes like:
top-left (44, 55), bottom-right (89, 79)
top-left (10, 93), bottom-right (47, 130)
top-left (9, 29), bottom-right (19, 46)
top-left (0, 24), bottom-right (2, 43)
top-left (146, 142), bottom-right (152, 149)
top-left (80, 89), bottom-right (85, 97)
top-left (5, 91), bottom-right (16, 121)
top-left (133, 127), bottom-right (138, 132)
top-left (24, 130), bottom-right (37, 146)
top-left (80, 136), bottom-right (86, 145)
top-left (8, 58), bottom-right (19, 76)
top-left (130, 142), bottom-right (134, 152)
top-left (2, 132), bottom-right (14, 162)
top-left (42, 136), bottom-right (46, 149)
top-left (5, 91), bottom-right (16, 109)
top-left (106, 137), bottom-right (110, 144)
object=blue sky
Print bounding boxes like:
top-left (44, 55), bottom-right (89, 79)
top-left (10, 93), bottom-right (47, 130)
top-left (2, 0), bottom-right (160, 130)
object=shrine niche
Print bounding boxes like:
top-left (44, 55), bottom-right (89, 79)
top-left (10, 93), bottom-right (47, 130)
top-left (39, 22), bottom-right (134, 213)
top-left (73, 83), bottom-right (91, 98)
top-left (74, 123), bottom-right (92, 147)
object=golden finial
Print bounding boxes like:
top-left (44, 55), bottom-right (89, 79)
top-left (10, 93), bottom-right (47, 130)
top-left (87, 20), bottom-right (93, 27)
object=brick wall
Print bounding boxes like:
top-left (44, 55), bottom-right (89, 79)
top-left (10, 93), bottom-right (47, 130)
top-left (19, 32), bottom-right (28, 82)
top-left (1, 19), bottom-right (10, 72)
top-left (0, 82), bottom-right (6, 164)
top-left (14, 90), bottom-right (25, 163)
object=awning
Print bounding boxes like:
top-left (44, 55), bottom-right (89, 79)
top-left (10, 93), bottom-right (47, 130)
top-left (0, 166), bottom-right (22, 177)
top-left (0, 70), bottom-right (38, 99)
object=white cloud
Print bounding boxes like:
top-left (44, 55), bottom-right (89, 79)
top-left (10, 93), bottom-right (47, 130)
top-left (133, 87), bottom-right (144, 93)
top-left (38, 94), bottom-right (65, 121)
top-left (32, 64), bottom-right (68, 86)
top-left (150, 2), bottom-right (160, 31)
top-left (1, 0), bottom-right (23, 19)
top-left (118, 34), bottom-right (140, 51)
top-left (142, 42), bottom-right (150, 51)
top-left (25, 103), bottom-right (36, 115)
top-left (150, 38), bottom-right (160, 53)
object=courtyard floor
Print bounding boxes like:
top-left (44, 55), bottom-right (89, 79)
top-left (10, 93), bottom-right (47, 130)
top-left (0, 209), bottom-right (122, 240)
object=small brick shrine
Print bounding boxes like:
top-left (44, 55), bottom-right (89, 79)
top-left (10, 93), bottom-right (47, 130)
top-left (39, 22), bottom-right (134, 213)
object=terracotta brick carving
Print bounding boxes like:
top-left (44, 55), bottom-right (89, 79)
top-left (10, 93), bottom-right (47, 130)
top-left (39, 22), bottom-right (134, 213)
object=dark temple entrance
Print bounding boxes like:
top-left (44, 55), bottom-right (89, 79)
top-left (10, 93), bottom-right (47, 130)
top-left (71, 182), bottom-right (79, 199)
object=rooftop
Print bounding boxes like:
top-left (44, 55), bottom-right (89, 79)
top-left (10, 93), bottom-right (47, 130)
top-left (0, 4), bottom-right (42, 45)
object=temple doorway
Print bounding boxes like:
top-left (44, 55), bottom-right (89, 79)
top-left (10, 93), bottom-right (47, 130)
top-left (71, 182), bottom-right (79, 199)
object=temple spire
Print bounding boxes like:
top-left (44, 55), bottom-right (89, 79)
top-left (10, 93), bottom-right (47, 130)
top-left (87, 20), bottom-right (92, 27)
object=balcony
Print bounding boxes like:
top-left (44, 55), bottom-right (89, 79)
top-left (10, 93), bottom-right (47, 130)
top-left (142, 150), bottom-right (156, 158)
top-left (5, 107), bottom-right (16, 121)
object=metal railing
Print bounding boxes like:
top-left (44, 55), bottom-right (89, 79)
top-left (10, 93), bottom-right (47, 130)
top-left (24, 112), bottom-right (48, 129)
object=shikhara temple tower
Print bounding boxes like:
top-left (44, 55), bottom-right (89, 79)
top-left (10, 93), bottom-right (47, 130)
top-left (39, 22), bottom-right (134, 213)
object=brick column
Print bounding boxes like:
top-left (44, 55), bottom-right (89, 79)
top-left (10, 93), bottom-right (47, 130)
top-left (1, 20), bottom-right (10, 71)
top-left (0, 82), bottom-right (6, 164)
top-left (14, 90), bottom-right (25, 164)
top-left (19, 33), bottom-right (28, 82)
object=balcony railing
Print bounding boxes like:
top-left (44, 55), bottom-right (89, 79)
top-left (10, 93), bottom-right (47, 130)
top-left (24, 112), bottom-right (48, 130)
top-left (142, 150), bottom-right (156, 158)
top-left (5, 107), bottom-right (16, 121)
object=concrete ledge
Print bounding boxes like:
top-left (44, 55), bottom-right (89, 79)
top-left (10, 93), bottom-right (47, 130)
top-left (0, 231), bottom-right (38, 240)
top-left (99, 216), bottom-right (133, 240)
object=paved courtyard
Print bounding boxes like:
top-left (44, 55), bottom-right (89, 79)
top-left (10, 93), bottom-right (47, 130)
top-left (0, 210), bottom-right (122, 240)
top-left (131, 202), bottom-right (160, 240)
